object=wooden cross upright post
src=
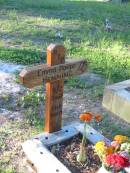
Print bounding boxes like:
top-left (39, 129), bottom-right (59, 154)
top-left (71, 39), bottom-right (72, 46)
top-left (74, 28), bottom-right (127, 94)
top-left (45, 44), bottom-right (65, 132)
top-left (19, 44), bottom-right (87, 133)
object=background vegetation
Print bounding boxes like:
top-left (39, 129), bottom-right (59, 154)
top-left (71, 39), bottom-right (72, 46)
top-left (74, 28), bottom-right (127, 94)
top-left (0, 0), bottom-right (130, 82)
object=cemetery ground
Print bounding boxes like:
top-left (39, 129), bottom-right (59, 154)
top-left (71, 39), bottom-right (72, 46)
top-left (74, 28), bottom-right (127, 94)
top-left (0, 0), bottom-right (130, 173)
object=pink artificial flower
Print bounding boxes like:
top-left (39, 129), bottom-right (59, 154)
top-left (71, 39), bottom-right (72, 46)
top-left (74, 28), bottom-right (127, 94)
top-left (111, 141), bottom-right (120, 149)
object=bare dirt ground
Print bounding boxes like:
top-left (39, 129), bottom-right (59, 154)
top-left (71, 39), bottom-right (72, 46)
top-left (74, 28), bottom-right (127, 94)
top-left (0, 63), bottom-right (130, 172)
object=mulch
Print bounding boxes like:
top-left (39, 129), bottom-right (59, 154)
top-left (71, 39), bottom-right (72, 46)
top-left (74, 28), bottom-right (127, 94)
top-left (50, 135), bottom-right (101, 173)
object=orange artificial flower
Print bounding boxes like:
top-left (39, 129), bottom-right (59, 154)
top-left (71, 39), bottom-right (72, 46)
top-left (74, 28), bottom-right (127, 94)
top-left (106, 146), bottom-right (114, 155)
top-left (80, 112), bottom-right (93, 122)
top-left (95, 114), bottom-right (102, 122)
top-left (114, 135), bottom-right (128, 143)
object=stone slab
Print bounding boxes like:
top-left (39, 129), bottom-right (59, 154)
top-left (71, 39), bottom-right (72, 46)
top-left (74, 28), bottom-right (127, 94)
top-left (32, 124), bottom-right (79, 146)
top-left (22, 140), bottom-right (71, 173)
top-left (75, 122), bottom-right (111, 145)
top-left (103, 80), bottom-right (130, 123)
top-left (0, 61), bottom-right (23, 73)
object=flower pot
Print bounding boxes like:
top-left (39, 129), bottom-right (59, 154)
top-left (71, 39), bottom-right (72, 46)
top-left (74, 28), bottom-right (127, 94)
top-left (97, 166), bottom-right (111, 173)
top-left (97, 166), bottom-right (130, 173)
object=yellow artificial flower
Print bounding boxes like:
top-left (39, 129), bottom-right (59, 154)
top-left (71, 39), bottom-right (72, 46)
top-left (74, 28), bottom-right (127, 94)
top-left (95, 141), bottom-right (105, 150)
top-left (94, 141), bottom-right (106, 157)
top-left (94, 141), bottom-right (114, 160)
top-left (114, 135), bottom-right (129, 143)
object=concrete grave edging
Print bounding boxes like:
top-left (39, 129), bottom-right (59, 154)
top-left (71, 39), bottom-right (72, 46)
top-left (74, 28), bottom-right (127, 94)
top-left (103, 79), bottom-right (130, 123)
top-left (22, 122), bottom-right (111, 173)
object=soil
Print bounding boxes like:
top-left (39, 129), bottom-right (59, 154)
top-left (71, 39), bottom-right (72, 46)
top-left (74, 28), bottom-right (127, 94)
top-left (51, 135), bottom-right (101, 173)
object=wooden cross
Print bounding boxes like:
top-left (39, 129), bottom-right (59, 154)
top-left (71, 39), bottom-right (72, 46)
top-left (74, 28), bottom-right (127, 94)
top-left (19, 44), bottom-right (87, 133)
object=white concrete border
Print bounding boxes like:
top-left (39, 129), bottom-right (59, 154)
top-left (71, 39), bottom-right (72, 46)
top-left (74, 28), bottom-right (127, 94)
top-left (33, 124), bottom-right (79, 146)
top-left (22, 123), bottom-right (111, 173)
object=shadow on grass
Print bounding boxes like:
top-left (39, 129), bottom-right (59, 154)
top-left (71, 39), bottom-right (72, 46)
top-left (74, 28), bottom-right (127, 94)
top-left (1, 0), bottom-right (130, 45)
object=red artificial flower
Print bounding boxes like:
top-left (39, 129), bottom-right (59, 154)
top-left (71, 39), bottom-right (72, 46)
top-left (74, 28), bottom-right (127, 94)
top-left (106, 153), bottom-right (130, 170)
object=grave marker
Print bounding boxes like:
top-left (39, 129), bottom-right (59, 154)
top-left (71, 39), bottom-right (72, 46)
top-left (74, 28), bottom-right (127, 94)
top-left (19, 44), bottom-right (87, 133)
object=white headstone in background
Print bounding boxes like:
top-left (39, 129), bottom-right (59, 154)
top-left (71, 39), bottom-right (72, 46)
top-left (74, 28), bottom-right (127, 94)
top-left (103, 80), bottom-right (130, 123)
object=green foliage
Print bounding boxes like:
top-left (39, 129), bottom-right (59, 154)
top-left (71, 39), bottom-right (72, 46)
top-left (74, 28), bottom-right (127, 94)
top-left (0, 168), bottom-right (15, 173)
top-left (72, 46), bottom-right (130, 83)
top-left (0, 0), bottom-right (130, 82)
top-left (65, 77), bottom-right (90, 89)
top-left (20, 89), bottom-right (45, 130)
top-left (0, 0), bottom-right (64, 9)
top-left (0, 0), bottom-right (7, 4)
top-left (20, 0), bottom-right (64, 9)
top-left (0, 47), bottom-right (40, 65)
top-left (21, 90), bottom-right (44, 108)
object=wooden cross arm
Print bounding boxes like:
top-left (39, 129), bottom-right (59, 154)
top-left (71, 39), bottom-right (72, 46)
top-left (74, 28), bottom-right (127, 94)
top-left (19, 60), bottom-right (87, 88)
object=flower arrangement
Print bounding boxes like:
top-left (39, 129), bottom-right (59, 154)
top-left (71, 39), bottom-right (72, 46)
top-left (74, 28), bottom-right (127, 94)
top-left (77, 112), bottom-right (102, 163)
top-left (94, 135), bottom-right (130, 172)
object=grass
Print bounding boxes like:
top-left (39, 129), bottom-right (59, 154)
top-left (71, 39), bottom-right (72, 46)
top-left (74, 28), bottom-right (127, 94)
top-left (0, 120), bottom-right (38, 173)
top-left (0, 47), bottom-right (40, 64)
top-left (0, 0), bottom-right (130, 82)
top-left (20, 89), bottom-right (45, 131)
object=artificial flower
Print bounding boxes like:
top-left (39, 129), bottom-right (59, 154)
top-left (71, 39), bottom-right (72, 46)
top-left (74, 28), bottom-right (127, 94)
top-left (95, 141), bottom-right (113, 155)
top-left (77, 112), bottom-right (93, 163)
top-left (95, 141), bottom-right (105, 151)
top-left (111, 141), bottom-right (120, 150)
top-left (106, 146), bottom-right (114, 155)
top-left (121, 142), bottom-right (130, 154)
top-left (80, 112), bottom-right (93, 122)
top-left (114, 135), bottom-right (128, 143)
top-left (95, 135), bottom-right (130, 172)
top-left (106, 153), bottom-right (130, 170)
top-left (95, 114), bottom-right (102, 122)
top-left (94, 141), bottom-right (107, 159)
top-left (120, 151), bottom-right (130, 160)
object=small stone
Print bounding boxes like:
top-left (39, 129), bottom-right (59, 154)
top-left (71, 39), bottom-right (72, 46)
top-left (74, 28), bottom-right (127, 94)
top-left (55, 30), bottom-right (63, 39)
top-left (66, 145), bottom-right (71, 152)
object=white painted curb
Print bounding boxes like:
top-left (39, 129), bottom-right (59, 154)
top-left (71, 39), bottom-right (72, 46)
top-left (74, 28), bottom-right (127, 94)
top-left (22, 123), bottom-right (111, 173)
